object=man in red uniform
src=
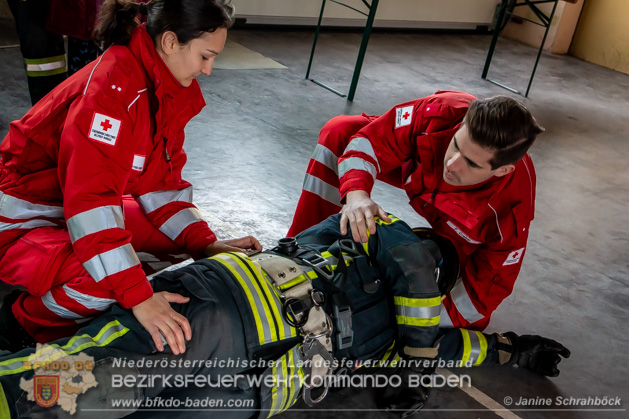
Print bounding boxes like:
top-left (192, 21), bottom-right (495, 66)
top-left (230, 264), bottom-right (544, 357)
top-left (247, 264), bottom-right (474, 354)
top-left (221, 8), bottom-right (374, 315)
top-left (288, 90), bottom-right (543, 331)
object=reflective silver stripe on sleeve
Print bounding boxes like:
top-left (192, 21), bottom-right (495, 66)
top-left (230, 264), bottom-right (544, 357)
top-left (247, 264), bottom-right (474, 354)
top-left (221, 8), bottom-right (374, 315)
top-left (395, 304), bottom-right (442, 320)
top-left (62, 284), bottom-right (117, 311)
top-left (338, 157), bottom-right (377, 179)
top-left (343, 137), bottom-right (380, 171)
top-left (67, 205), bottom-right (125, 243)
top-left (302, 174), bottom-right (341, 205)
top-left (159, 207), bottom-right (205, 241)
top-left (138, 187), bottom-right (194, 213)
top-left (440, 305), bottom-right (454, 327)
top-left (0, 191), bottom-right (63, 219)
top-left (311, 144), bottom-right (339, 172)
top-left (41, 291), bottom-right (84, 320)
top-left (449, 280), bottom-right (484, 323)
top-left (83, 243), bottom-right (140, 282)
top-left (0, 219), bottom-right (57, 232)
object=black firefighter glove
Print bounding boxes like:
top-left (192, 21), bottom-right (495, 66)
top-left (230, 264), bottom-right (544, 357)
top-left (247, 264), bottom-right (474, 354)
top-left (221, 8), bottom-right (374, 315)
top-left (376, 359), bottom-right (433, 418)
top-left (497, 332), bottom-right (571, 377)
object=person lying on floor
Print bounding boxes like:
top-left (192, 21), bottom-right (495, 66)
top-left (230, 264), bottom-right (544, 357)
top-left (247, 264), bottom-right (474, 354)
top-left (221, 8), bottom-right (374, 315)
top-left (0, 214), bottom-right (570, 418)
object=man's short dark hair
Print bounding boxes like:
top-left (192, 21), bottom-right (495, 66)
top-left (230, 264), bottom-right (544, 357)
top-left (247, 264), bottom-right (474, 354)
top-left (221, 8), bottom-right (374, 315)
top-left (464, 96), bottom-right (544, 169)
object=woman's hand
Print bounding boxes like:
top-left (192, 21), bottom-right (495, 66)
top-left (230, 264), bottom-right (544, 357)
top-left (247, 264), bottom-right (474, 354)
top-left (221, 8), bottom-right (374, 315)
top-left (204, 236), bottom-right (263, 257)
top-left (132, 292), bottom-right (192, 355)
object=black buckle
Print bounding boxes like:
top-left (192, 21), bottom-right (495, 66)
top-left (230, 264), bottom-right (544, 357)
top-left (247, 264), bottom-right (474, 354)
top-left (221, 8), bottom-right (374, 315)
top-left (332, 294), bottom-right (353, 350)
top-left (300, 252), bottom-right (334, 280)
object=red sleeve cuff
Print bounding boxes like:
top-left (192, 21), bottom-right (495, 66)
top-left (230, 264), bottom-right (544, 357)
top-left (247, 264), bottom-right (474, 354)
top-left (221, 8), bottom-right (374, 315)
top-left (116, 279), bottom-right (154, 308)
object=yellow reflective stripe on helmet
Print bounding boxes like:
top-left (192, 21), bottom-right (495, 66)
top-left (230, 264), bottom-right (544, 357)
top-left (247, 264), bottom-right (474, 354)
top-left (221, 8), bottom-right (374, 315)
top-left (0, 320), bottom-right (128, 377)
top-left (474, 331), bottom-right (488, 366)
top-left (0, 383), bottom-right (9, 419)
top-left (212, 255), bottom-right (270, 345)
top-left (231, 253), bottom-right (298, 341)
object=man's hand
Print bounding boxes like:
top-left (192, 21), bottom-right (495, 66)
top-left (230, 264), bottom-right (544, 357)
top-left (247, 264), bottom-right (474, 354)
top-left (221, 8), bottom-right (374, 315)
top-left (204, 236), bottom-right (263, 257)
top-left (132, 292), bottom-right (192, 355)
top-left (501, 332), bottom-right (571, 377)
top-left (340, 190), bottom-right (391, 243)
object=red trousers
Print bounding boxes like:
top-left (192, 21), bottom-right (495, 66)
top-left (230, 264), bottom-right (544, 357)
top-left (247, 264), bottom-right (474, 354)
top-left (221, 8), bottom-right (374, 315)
top-left (0, 197), bottom-right (182, 342)
top-left (287, 114), bottom-right (401, 237)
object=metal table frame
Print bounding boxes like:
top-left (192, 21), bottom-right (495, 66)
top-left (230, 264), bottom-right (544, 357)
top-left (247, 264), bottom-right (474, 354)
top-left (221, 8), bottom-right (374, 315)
top-left (482, 0), bottom-right (559, 97)
top-left (305, 0), bottom-right (379, 101)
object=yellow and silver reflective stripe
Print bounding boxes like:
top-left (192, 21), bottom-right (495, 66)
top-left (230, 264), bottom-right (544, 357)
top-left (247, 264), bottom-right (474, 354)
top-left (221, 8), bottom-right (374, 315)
top-left (24, 54), bottom-right (66, 77)
top-left (83, 243), bottom-right (140, 282)
top-left (67, 205), bottom-right (125, 243)
top-left (232, 252), bottom-right (297, 341)
top-left (338, 157), bottom-right (377, 180)
top-left (394, 296), bottom-right (441, 327)
top-left (0, 191), bottom-right (63, 219)
top-left (311, 143), bottom-right (338, 172)
top-left (159, 207), bottom-right (205, 240)
top-left (449, 280), bottom-right (484, 324)
top-left (267, 346), bottom-right (303, 417)
top-left (343, 137), bottom-right (381, 172)
top-left (0, 320), bottom-right (128, 377)
top-left (460, 329), bottom-right (488, 366)
top-left (61, 284), bottom-right (117, 311)
top-left (138, 187), bottom-right (194, 213)
top-left (302, 173), bottom-right (341, 205)
top-left (212, 253), bottom-right (296, 345)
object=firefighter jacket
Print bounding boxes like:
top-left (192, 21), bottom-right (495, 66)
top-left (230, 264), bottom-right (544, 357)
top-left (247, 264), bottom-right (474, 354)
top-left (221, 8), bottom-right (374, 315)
top-left (0, 25), bottom-right (217, 308)
top-left (338, 90), bottom-right (536, 330)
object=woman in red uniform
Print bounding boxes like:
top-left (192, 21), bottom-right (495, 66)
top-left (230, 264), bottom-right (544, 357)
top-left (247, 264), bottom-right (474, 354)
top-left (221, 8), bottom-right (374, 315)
top-left (0, 0), bottom-right (261, 353)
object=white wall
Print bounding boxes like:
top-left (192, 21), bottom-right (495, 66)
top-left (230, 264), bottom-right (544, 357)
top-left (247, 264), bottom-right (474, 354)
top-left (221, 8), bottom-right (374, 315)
top-left (232, 0), bottom-right (501, 29)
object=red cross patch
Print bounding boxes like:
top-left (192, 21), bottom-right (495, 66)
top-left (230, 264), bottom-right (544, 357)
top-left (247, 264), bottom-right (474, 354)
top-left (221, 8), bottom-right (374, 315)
top-left (395, 106), bottom-right (413, 129)
top-left (89, 113), bottom-right (121, 146)
top-left (503, 247), bottom-right (525, 266)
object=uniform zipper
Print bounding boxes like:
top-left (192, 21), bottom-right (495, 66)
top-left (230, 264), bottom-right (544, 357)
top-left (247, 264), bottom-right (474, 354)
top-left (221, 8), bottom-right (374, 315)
top-left (163, 137), bottom-right (172, 172)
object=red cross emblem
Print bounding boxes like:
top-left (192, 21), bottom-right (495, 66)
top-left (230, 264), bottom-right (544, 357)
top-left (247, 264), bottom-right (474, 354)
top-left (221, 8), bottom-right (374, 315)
top-left (512, 251), bottom-right (519, 258)
top-left (402, 112), bottom-right (410, 120)
top-left (100, 119), bottom-right (112, 131)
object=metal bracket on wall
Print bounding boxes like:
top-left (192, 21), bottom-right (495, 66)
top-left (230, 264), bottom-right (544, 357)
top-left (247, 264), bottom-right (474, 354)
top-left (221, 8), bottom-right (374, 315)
top-left (305, 0), bottom-right (379, 102)
top-left (482, 0), bottom-right (559, 97)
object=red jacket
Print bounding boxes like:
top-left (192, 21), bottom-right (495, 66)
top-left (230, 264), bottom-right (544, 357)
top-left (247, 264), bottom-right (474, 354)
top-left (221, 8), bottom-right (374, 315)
top-left (339, 91), bottom-right (536, 330)
top-left (0, 26), bottom-right (217, 308)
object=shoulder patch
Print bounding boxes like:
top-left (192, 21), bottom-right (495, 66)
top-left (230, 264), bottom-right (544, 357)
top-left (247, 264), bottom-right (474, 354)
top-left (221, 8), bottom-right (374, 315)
top-left (89, 113), bottom-right (121, 146)
top-left (503, 247), bottom-right (525, 266)
top-left (132, 154), bottom-right (146, 171)
top-left (395, 106), bottom-right (413, 128)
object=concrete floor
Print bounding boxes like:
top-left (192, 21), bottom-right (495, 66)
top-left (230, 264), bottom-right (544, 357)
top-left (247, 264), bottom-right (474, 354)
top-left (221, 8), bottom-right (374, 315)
top-left (1, 22), bottom-right (628, 419)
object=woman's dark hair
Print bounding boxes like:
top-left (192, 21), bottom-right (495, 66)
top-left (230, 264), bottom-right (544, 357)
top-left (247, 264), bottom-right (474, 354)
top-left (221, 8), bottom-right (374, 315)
top-left (94, 0), bottom-right (235, 49)
top-left (463, 96), bottom-right (544, 169)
